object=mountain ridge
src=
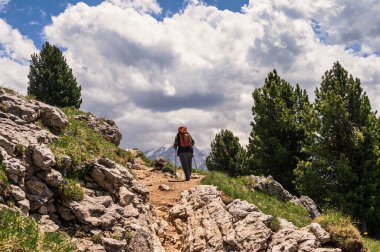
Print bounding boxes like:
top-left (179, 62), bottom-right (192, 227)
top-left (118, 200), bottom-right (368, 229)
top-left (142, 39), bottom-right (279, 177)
top-left (144, 144), bottom-right (209, 170)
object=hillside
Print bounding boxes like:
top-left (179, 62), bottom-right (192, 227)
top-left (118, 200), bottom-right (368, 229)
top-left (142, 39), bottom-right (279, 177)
top-left (0, 88), bottom-right (378, 252)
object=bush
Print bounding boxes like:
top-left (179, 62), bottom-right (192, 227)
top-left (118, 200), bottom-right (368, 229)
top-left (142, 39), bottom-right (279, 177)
top-left (56, 179), bottom-right (84, 202)
top-left (315, 210), bottom-right (364, 252)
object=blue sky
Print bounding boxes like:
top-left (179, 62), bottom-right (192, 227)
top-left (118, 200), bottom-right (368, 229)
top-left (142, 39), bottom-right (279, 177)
top-left (0, 0), bottom-right (248, 48)
top-left (0, 0), bottom-right (379, 150)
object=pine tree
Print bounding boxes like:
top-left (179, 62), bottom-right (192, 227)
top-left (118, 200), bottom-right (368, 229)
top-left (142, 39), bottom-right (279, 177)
top-left (247, 70), bottom-right (311, 193)
top-left (27, 42), bottom-right (82, 108)
top-left (206, 129), bottom-right (247, 176)
top-left (295, 62), bottom-right (380, 234)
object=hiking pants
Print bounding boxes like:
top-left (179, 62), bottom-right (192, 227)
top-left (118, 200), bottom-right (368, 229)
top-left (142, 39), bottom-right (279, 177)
top-left (178, 152), bottom-right (192, 180)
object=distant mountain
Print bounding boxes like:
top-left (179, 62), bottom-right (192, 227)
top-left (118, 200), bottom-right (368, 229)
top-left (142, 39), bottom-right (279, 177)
top-left (144, 144), bottom-right (209, 170)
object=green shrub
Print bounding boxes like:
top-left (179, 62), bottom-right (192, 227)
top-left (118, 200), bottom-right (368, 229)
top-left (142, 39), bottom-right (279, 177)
top-left (315, 210), bottom-right (364, 252)
top-left (0, 161), bottom-right (10, 193)
top-left (56, 179), bottom-right (84, 202)
top-left (14, 144), bottom-right (26, 158)
top-left (90, 234), bottom-right (102, 244)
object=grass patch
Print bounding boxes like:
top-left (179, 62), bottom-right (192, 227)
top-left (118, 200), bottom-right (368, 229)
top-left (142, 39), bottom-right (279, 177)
top-left (315, 210), bottom-right (364, 252)
top-left (50, 107), bottom-right (133, 171)
top-left (0, 208), bottom-right (75, 251)
top-left (192, 168), bottom-right (208, 175)
top-left (0, 86), bottom-right (18, 96)
top-left (56, 179), bottom-right (84, 202)
top-left (136, 151), bottom-right (154, 167)
top-left (162, 162), bottom-right (175, 174)
top-left (363, 237), bottom-right (380, 252)
top-left (201, 171), bottom-right (311, 228)
top-left (0, 161), bottom-right (10, 195)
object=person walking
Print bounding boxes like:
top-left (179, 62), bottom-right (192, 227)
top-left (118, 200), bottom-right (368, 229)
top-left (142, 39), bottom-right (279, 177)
top-left (173, 126), bottom-right (195, 181)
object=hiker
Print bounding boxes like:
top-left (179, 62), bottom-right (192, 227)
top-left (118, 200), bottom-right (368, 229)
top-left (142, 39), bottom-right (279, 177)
top-left (173, 126), bottom-right (195, 181)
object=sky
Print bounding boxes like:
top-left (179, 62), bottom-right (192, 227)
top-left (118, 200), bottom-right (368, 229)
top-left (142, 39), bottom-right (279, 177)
top-left (1, 0), bottom-right (380, 152)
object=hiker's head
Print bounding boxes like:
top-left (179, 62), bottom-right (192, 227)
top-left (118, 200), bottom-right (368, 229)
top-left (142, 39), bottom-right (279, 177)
top-left (178, 125), bottom-right (187, 133)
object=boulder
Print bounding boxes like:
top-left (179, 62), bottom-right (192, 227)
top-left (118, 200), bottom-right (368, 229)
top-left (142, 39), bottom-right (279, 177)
top-left (38, 103), bottom-right (68, 129)
top-left (10, 184), bottom-right (26, 201)
top-left (31, 145), bottom-right (56, 170)
top-left (102, 237), bottom-right (127, 252)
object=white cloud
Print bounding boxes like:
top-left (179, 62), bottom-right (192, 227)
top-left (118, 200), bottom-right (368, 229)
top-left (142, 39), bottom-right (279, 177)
top-left (22, 0), bottom-right (380, 151)
top-left (0, 18), bottom-right (38, 93)
top-left (106, 0), bottom-right (161, 14)
top-left (0, 0), bottom-right (10, 12)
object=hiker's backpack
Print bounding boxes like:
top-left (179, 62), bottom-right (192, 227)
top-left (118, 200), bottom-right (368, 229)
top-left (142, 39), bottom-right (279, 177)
top-left (178, 126), bottom-right (193, 147)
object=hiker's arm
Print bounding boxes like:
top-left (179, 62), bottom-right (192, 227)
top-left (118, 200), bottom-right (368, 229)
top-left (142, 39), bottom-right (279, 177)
top-left (191, 135), bottom-right (195, 146)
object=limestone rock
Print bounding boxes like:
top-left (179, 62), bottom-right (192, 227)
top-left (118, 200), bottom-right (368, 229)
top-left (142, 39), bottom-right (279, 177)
top-left (25, 176), bottom-right (54, 212)
top-left (74, 114), bottom-right (122, 146)
top-left (102, 237), bottom-right (126, 252)
top-left (248, 175), bottom-right (321, 219)
top-left (17, 199), bottom-right (30, 215)
top-left (10, 184), bottom-right (26, 201)
top-left (38, 102), bottom-right (68, 129)
top-left (32, 145), bottom-right (56, 170)
top-left (159, 184), bottom-right (170, 191)
top-left (298, 196), bottom-right (321, 219)
top-left (37, 168), bottom-right (62, 187)
top-left (32, 214), bottom-right (60, 232)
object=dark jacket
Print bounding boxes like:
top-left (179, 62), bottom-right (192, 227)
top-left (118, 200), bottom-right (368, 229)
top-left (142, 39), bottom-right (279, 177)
top-left (173, 132), bottom-right (195, 155)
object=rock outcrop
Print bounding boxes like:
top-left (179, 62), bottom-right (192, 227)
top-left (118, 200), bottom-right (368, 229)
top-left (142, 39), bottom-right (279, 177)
top-left (74, 114), bottom-right (122, 146)
top-left (0, 90), bottom-right (164, 252)
top-left (248, 175), bottom-right (321, 219)
top-left (169, 186), bottom-right (340, 252)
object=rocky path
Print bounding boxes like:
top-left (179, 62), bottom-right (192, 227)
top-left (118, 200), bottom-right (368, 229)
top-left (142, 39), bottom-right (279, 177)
top-left (131, 152), bottom-right (203, 251)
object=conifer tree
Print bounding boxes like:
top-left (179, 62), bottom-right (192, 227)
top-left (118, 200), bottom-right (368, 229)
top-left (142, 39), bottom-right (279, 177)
top-left (295, 62), bottom-right (380, 234)
top-left (28, 42), bottom-right (82, 108)
top-left (206, 129), bottom-right (247, 176)
top-left (247, 70), bottom-right (312, 193)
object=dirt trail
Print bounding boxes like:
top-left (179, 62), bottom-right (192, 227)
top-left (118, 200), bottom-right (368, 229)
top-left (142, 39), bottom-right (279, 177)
top-left (131, 153), bottom-right (203, 251)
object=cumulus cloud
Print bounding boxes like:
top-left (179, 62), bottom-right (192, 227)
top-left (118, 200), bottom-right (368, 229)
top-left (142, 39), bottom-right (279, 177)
top-left (0, 18), bottom-right (37, 92)
top-left (38, 0), bottom-right (380, 151)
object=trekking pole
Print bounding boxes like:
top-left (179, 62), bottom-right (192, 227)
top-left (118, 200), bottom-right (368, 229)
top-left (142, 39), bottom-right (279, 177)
top-left (174, 149), bottom-right (178, 178)
top-left (193, 155), bottom-right (198, 170)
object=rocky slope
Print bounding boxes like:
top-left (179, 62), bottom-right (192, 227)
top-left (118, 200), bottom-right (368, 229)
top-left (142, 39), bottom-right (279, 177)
top-left (0, 89), bottom-right (164, 251)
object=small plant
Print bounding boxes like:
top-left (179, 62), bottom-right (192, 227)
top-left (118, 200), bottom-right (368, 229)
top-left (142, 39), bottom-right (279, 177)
top-left (0, 161), bottom-right (10, 189)
top-left (315, 210), bottom-right (364, 252)
top-left (14, 144), bottom-right (27, 158)
top-left (124, 230), bottom-right (134, 244)
top-left (138, 151), bottom-right (154, 167)
top-left (56, 179), bottom-right (84, 202)
top-left (90, 234), bottom-right (102, 244)
top-left (269, 216), bottom-right (281, 232)
top-left (162, 162), bottom-right (175, 174)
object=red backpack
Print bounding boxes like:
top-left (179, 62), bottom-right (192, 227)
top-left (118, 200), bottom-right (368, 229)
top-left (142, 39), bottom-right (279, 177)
top-left (178, 126), bottom-right (193, 147)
